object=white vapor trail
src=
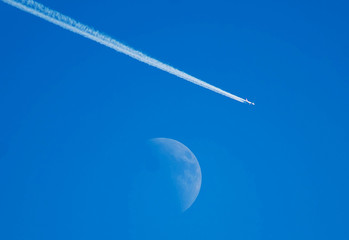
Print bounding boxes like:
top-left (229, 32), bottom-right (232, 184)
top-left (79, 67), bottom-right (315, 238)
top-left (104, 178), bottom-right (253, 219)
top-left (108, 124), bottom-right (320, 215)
top-left (2, 0), bottom-right (253, 104)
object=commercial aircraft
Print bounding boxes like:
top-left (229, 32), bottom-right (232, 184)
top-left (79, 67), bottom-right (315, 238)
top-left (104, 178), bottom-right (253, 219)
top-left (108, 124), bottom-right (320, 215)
top-left (245, 99), bottom-right (255, 105)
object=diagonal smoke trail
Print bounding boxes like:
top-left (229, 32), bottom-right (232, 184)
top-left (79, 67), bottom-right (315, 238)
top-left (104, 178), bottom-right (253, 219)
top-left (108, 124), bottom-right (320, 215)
top-left (2, 0), bottom-right (253, 104)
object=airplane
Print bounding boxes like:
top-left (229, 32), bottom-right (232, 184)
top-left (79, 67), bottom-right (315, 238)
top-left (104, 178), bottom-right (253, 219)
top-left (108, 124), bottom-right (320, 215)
top-left (245, 98), bottom-right (255, 105)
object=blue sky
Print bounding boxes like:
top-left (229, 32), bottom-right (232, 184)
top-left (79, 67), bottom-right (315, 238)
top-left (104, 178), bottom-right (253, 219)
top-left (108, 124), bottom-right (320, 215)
top-left (0, 0), bottom-right (348, 239)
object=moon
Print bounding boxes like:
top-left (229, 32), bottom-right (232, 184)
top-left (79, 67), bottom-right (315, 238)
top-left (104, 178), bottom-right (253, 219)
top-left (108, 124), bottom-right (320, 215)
top-left (148, 138), bottom-right (202, 212)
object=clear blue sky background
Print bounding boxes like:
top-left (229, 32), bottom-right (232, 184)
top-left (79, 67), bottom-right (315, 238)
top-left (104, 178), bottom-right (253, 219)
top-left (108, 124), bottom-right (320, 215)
top-left (0, 0), bottom-right (348, 239)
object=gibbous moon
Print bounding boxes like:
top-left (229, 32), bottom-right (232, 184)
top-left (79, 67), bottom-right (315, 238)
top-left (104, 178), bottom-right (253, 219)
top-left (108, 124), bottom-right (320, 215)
top-left (149, 138), bottom-right (202, 212)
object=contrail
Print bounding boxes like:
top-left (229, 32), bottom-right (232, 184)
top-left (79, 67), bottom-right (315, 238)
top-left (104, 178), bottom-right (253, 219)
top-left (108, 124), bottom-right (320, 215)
top-left (2, 0), bottom-right (254, 105)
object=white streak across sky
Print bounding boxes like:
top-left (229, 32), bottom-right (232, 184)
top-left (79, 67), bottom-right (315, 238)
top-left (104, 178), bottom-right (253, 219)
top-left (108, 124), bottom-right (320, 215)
top-left (2, 0), bottom-right (254, 104)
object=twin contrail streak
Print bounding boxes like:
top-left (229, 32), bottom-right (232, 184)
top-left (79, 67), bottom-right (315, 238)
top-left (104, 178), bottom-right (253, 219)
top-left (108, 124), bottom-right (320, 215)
top-left (2, 0), bottom-right (254, 105)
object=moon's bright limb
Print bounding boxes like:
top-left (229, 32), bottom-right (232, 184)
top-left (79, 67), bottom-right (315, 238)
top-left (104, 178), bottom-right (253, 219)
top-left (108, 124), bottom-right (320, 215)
top-left (149, 138), bottom-right (202, 212)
